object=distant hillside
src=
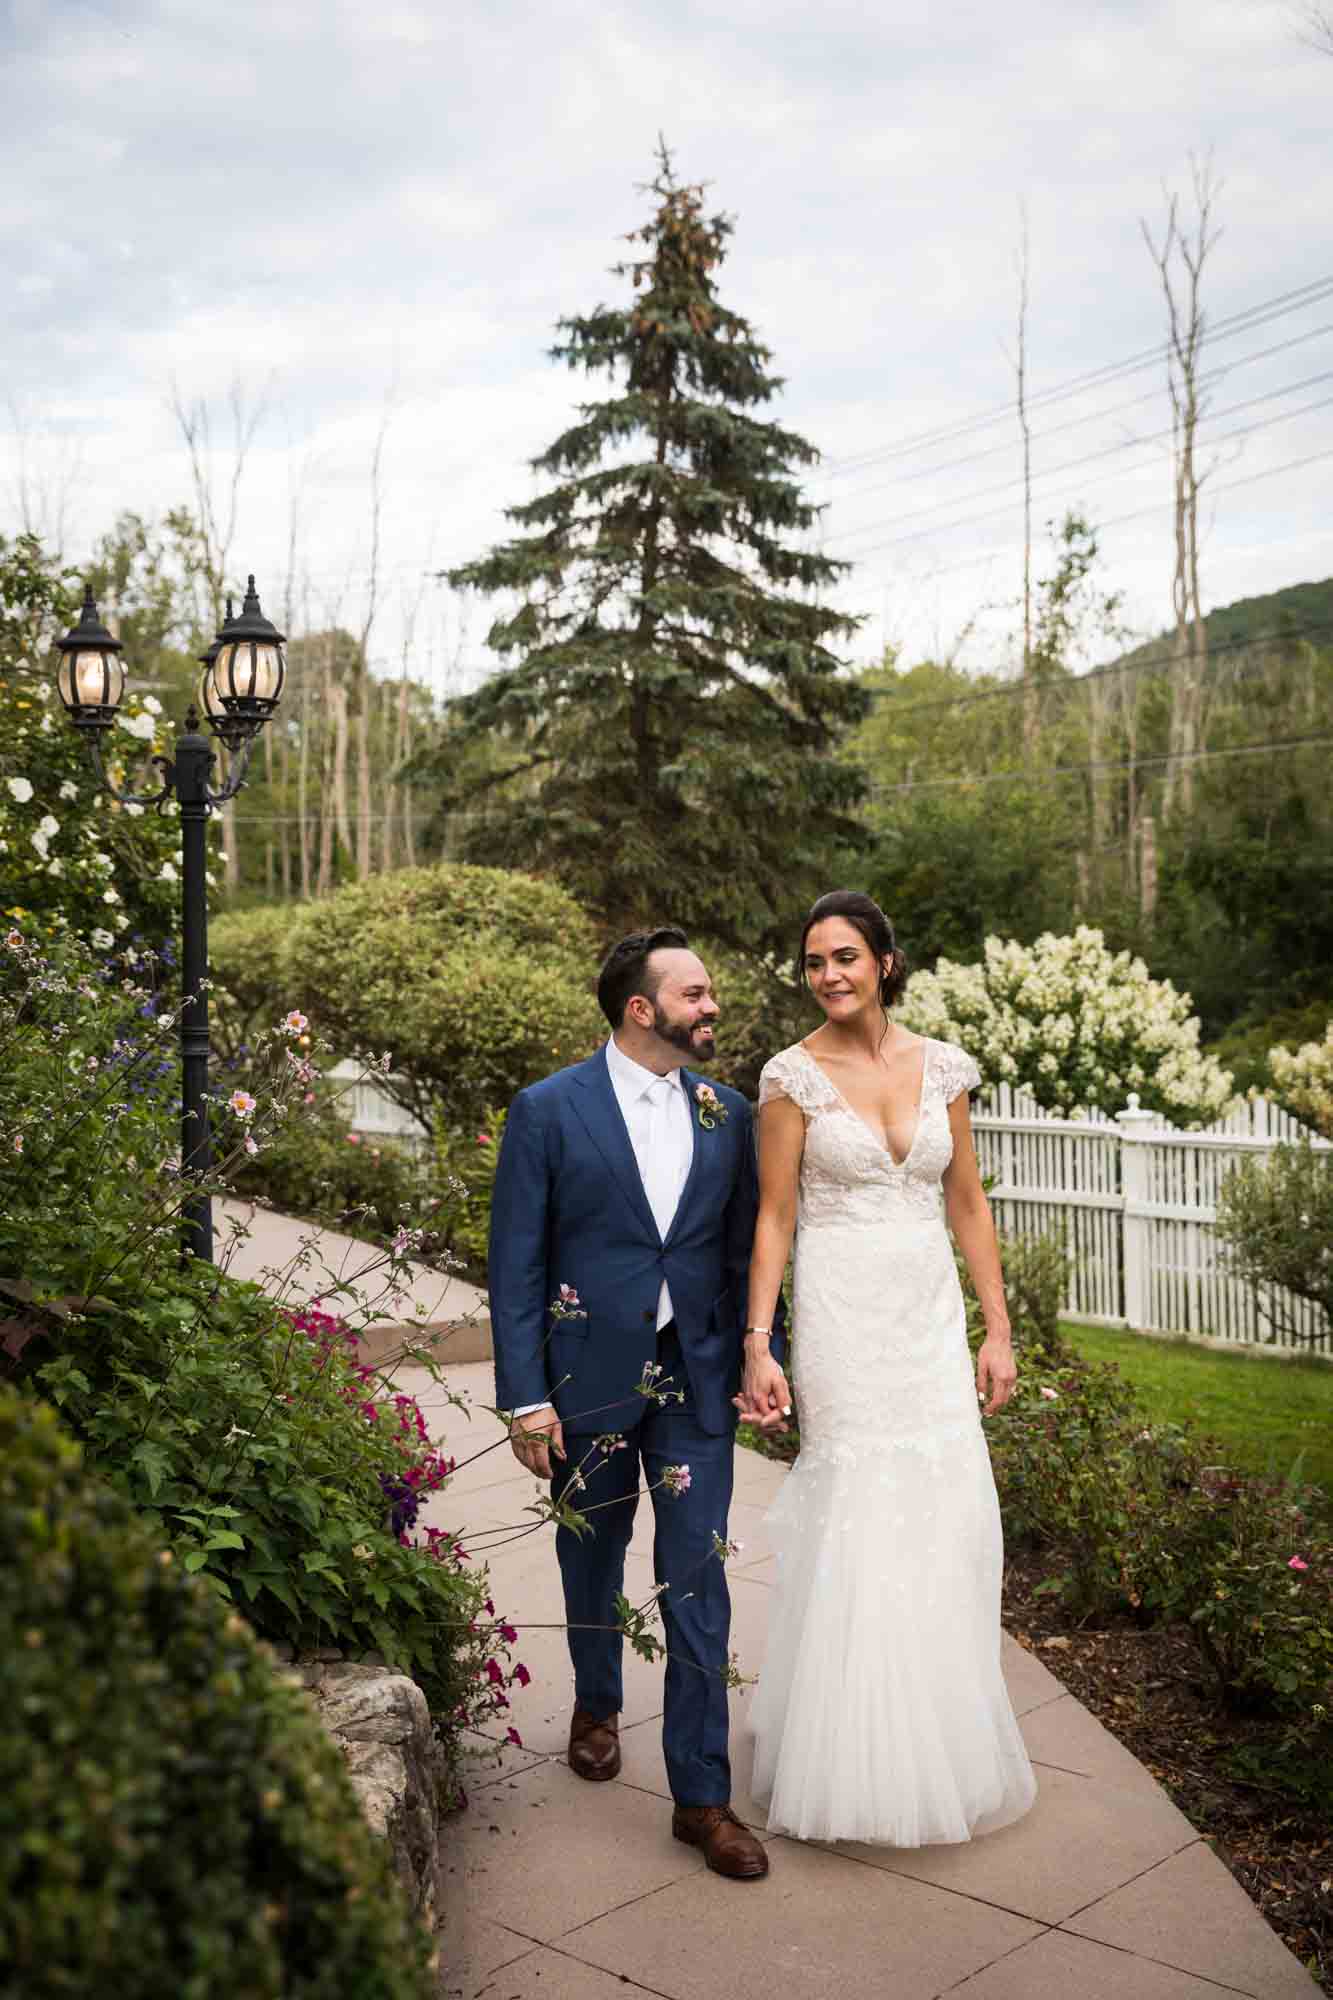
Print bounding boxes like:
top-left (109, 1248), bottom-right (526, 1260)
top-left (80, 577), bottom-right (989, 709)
top-left (1116, 575), bottom-right (1333, 668)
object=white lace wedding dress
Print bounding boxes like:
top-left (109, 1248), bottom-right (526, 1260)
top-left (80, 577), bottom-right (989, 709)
top-left (748, 1038), bottom-right (1037, 1846)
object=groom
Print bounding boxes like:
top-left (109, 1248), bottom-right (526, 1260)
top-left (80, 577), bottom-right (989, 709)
top-left (488, 927), bottom-right (788, 1880)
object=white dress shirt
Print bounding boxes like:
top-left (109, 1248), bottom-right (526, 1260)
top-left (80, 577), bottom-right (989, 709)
top-left (512, 1039), bottom-right (694, 1419)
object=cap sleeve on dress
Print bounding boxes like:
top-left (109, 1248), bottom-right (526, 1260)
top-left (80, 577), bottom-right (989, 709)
top-left (758, 1048), bottom-right (821, 1115)
top-left (936, 1042), bottom-right (983, 1104)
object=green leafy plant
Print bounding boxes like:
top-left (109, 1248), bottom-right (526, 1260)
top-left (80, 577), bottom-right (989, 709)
top-left (210, 862), bottom-right (605, 1132)
top-left (0, 1384), bottom-right (436, 2000)
top-left (1215, 1139), bottom-right (1333, 1347)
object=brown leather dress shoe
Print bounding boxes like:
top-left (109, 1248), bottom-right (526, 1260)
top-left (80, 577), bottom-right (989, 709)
top-left (672, 1804), bottom-right (769, 1879)
top-left (568, 1706), bottom-right (621, 1781)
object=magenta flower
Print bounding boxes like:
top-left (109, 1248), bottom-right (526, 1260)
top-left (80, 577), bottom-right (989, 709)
top-left (1289, 1555), bottom-right (1310, 1572)
top-left (513, 1663), bottom-right (531, 1687)
top-left (506, 1727), bottom-right (524, 1749)
top-left (485, 1658), bottom-right (505, 1685)
top-left (498, 1621), bottom-right (518, 1645)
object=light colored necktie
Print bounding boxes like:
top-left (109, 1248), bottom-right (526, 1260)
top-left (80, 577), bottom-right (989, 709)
top-left (641, 1076), bottom-right (681, 1328)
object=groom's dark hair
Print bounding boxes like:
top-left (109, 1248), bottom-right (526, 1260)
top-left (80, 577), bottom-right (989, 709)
top-left (597, 927), bottom-right (691, 1028)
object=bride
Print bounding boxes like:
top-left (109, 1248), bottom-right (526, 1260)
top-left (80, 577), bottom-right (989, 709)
top-left (739, 889), bottom-right (1037, 1846)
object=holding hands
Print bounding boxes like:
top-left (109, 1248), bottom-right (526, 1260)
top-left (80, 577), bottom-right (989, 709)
top-left (734, 1330), bottom-right (792, 1434)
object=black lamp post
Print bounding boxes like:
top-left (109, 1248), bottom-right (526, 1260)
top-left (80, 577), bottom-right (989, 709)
top-left (55, 577), bottom-right (286, 1262)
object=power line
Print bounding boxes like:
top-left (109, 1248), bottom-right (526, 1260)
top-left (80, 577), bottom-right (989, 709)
top-left (827, 365), bottom-right (1333, 547)
top-left (832, 385), bottom-right (1333, 557)
top-left (820, 274), bottom-right (1333, 479)
top-left (868, 730), bottom-right (1333, 798)
top-left (823, 318), bottom-right (1333, 508)
top-left (859, 618), bottom-right (1333, 714)
top-left (880, 439), bottom-right (1333, 586)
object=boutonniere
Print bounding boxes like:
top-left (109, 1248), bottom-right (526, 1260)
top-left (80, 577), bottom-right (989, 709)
top-left (694, 1083), bottom-right (728, 1131)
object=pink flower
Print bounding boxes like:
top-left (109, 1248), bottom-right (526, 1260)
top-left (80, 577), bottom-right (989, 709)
top-left (1039, 1386), bottom-right (1059, 1401)
top-left (485, 1658), bottom-right (505, 1686)
top-left (243, 1133), bottom-right (259, 1157)
top-left (1289, 1555), bottom-right (1309, 1572)
top-left (477, 1132), bottom-right (491, 1145)
top-left (498, 1621), bottom-right (518, 1645)
top-left (506, 1727), bottom-right (524, 1749)
top-left (513, 1662), bottom-right (531, 1687)
top-left (283, 1010), bottom-right (308, 1034)
top-left (227, 1089), bottom-right (257, 1119)
top-left (345, 1132), bottom-right (362, 1145)
top-left (661, 1463), bottom-right (692, 1495)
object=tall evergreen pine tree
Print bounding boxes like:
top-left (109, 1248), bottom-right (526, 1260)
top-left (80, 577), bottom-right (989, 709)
top-left (434, 148), bottom-right (868, 951)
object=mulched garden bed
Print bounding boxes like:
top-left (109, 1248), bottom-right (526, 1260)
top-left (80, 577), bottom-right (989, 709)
top-left (1003, 1547), bottom-right (1332, 1994)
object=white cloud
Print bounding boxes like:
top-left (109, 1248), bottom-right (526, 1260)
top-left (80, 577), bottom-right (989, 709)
top-left (1, 0), bottom-right (1329, 679)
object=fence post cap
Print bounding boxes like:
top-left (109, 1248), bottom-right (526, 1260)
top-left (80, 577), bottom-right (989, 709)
top-left (1115, 1092), bottom-right (1158, 1128)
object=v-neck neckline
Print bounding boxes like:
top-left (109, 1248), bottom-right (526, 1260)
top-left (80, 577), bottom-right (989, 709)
top-left (797, 1038), bottom-right (931, 1170)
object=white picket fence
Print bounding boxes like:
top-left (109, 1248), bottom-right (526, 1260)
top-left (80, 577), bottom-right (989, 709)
top-left (326, 1057), bottom-right (1329, 1354)
top-left (972, 1085), bottom-right (1331, 1352)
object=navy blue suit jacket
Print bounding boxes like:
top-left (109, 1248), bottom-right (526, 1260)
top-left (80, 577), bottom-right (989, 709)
top-left (488, 1048), bottom-right (785, 1438)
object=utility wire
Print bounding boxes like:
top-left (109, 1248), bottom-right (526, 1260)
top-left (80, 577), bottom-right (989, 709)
top-left (868, 730), bottom-right (1333, 798)
top-left (859, 618), bottom-right (1333, 712)
top-left (857, 440), bottom-right (1333, 582)
top-left (828, 367), bottom-right (1333, 547)
top-left (820, 274), bottom-right (1333, 478)
top-left (824, 318), bottom-right (1333, 507)
top-left (834, 386), bottom-right (1333, 557)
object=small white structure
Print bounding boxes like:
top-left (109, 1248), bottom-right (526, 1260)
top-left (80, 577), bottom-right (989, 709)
top-left (972, 1085), bottom-right (1330, 1353)
top-left (326, 1060), bottom-right (430, 1147)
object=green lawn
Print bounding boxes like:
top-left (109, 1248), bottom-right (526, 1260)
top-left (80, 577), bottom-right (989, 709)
top-left (1063, 1323), bottom-right (1333, 1500)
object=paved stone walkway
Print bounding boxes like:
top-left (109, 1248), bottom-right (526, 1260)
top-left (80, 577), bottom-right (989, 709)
top-left (211, 1209), bottom-right (1319, 1999)
top-left (409, 1364), bottom-right (1322, 2000)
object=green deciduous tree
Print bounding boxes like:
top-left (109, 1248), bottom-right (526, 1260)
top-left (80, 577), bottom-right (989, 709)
top-left (421, 146), bottom-right (869, 953)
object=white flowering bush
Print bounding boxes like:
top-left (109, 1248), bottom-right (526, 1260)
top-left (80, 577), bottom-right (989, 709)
top-left (897, 925), bottom-right (1235, 1124)
top-left (1267, 1021), bottom-right (1333, 1140)
top-left (0, 534), bottom-right (216, 950)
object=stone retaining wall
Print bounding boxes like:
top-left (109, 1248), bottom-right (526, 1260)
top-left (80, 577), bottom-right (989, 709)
top-left (272, 1647), bottom-right (444, 1923)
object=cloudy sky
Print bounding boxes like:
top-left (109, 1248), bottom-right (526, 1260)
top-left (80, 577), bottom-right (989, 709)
top-left (5, 0), bottom-right (1330, 691)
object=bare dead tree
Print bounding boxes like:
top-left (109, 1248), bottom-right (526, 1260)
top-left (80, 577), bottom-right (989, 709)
top-left (353, 398), bottom-right (394, 879)
top-left (383, 556), bottom-right (434, 872)
top-left (6, 393), bottom-right (85, 557)
top-left (1141, 159), bottom-right (1221, 818)
top-left (1012, 202), bottom-right (1036, 753)
top-left (1297, 4), bottom-right (1333, 53)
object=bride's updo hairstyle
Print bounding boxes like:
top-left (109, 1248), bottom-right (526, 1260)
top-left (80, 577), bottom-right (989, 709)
top-left (798, 890), bottom-right (910, 1010)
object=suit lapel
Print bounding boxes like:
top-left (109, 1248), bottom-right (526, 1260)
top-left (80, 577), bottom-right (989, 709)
top-left (570, 1049), bottom-right (662, 1243)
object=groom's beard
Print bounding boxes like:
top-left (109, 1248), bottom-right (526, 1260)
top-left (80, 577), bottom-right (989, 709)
top-left (653, 1003), bottom-right (716, 1063)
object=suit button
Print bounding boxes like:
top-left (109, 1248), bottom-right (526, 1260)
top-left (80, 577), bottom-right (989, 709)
top-left (643, 1310), bottom-right (654, 1324)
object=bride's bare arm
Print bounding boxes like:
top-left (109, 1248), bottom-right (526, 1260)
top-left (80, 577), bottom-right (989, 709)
top-left (942, 1096), bottom-right (1017, 1414)
top-left (738, 1095), bottom-right (804, 1429)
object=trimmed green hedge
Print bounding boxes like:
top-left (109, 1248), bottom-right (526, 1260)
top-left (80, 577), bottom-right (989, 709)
top-left (211, 863), bottom-right (605, 1128)
top-left (0, 1386), bottom-right (436, 2000)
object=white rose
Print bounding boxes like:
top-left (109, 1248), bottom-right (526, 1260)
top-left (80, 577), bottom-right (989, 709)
top-left (102, 887), bottom-right (120, 905)
top-left (90, 928), bottom-right (114, 950)
top-left (46, 858), bottom-right (63, 876)
top-left (123, 802), bottom-right (144, 819)
top-left (158, 860), bottom-right (178, 884)
top-left (116, 711), bottom-right (156, 742)
top-left (113, 912), bottom-right (128, 931)
top-left (40, 713), bottom-right (52, 733)
top-left (38, 814), bottom-right (59, 838)
top-left (5, 777), bottom-right (33, 803)
top-left (59, 779), bottom-right (78, 801)
top-left (142, 695), bottom-right (162, 715)
top-left (30, 831), bottom-right (49, 860)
